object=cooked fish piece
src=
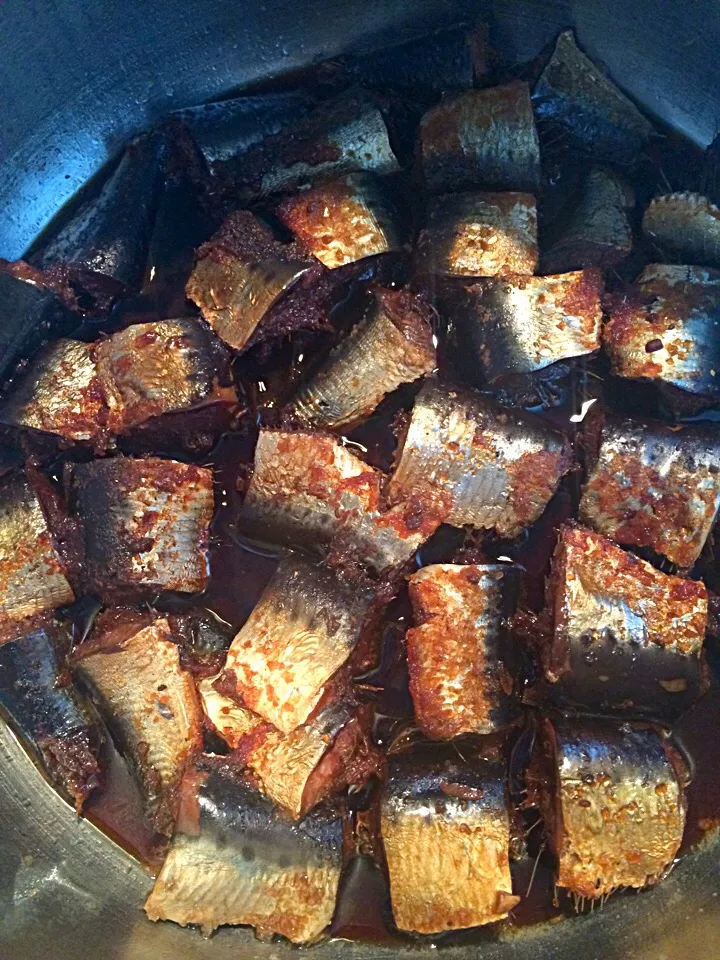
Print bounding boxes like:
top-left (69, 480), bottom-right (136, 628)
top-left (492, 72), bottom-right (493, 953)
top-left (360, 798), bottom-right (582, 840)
top-left (542, 168), bottom-right (634, 273)
top-left (71, 456), bottom-right (213, 595)
top-left (144, 757), bottom-right (343, 942)
top-left (532, 716), bottom-right (687, 899)
top-left (416, 191), bottom-right (538, 277)
top-left (198, 675), bottom-right (262, 747)
top-left (533, 30), bottom-right (653, 168)
top-left (277, 173), bottom-right (400, 269)
top-left (75, 617), bottom-right (203, 835)
top-left (580, 416), bottom-right (720, 569)
top-left (406, 564), bottom-right (518, 739)
top-left (418, 81), bottom-right (541, 195)
top-left (0, 618), bottom-right (103, 810)
top-left (240, 430), bottom-right (438, 575)
top-left (237, 702), bottom-right (381, 819)
top-left (168, 609), bottom-right (235, 678)
top-left (381, 749), bottom-right (518, 933)
top-left (544, 524), bottom-right (708, 720)
top-left (0, 475), bottom-right (74, 625)
top-left (387, 381), bottom-right (572, 539)
top-left (603, 264), bottom-right (720, 401)
top-left (643, 192), bottom-right (720, 268)
top-left (451, 268), bottom-right (603, 381)
top-left (289, 288), bottom-right (436, 431)
top-left (218, 555), bottom-right (373, 734)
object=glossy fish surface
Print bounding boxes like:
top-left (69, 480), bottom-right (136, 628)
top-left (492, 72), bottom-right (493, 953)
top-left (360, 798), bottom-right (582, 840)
top-left (0, 618), bottom-right (103, 810)
top-left (452, 268), bottom-right (603, 380)
top-left (144, 757), bottom-right (343, 942)
top-left (387, 380), bottom-right (572, 538)
top-left (381, 748), bottom-right (518, 934)
top-left (75, 617), bottom-right (203, 835)
top-left (290, 287), bottom-right (436, 431)
top-left (406, 564), bottom-right (518, 739)
top-left (603, 264), bottom-right (720, 400)
top-left (643, 191), bottom-right (720, 268)
top-left (544, 524), bottom-right (707, 720)
top-left (71, 457), bottom-right (213, 595)
top-left (533, 716), bottom-right (686, 899)
top-left (198, 675), bottom-right (262, 748)
top-left (219, 554), bottom-right (373, 734)
top-left (418, 81), bottom-right (541, 195)
top-left (277, 173), bottom-right (400, 269)
top-left (580, 416), bottom-right (720, 569)
top-left (416, 191), bottom-right (538, 277)
top-left (0, 475), bottom-right (74, 625)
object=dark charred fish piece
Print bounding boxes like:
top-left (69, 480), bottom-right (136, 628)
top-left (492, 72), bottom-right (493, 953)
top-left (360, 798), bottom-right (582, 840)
top-left (277, 173), bottom-right (400, 269)
top-left (237, 702), bottom-right (381, 819)
top-left (643, 192), bottom-right (720, 268)
top-left (70, 457), bottom-right (213, 596)
top-left (532, 30), bottom-right (653, 168)
top-left (387, 381), bottom-right (572, 539)
top-left (289, 288), bottom-right (436, 431)
top-left (532, 716), bottom-right (687, 900)
top-left (144, 757), bottom-right (343, 942)
top-left (381, 749), bottom-right (518, 933)
top-left (418, 82), bottom-right (541, 195)
top-left (218, 555), bottom-right (373, 734)
top-left (33, 130), bottom-right (167, 297)
top-left (451, 268), bottom-right (603, 381)
top-left (239, 430), bottom-right (438, 575)
top-left (0, 475), bottom-right (74, 625)
top-left (541, 168), bottom-right (634, 273)
top-left (406, 564), bottom-right (518, 740)
top-left (543, 524), bottom-right (708, 721)
top-left (603, 264), bottom-right (720, 402)
top-left (416, 191), bottom-right (538, 277)
top-left (580, 416), bottom-right (720, 570)
top-left (0, 618), bottom-right (103, 810)
top-left (235, 90), bottom-right (401, 196)
top-left (198, 675), bottom-right (262, 747)
top-left (75, 617), bottom-right (203, 835)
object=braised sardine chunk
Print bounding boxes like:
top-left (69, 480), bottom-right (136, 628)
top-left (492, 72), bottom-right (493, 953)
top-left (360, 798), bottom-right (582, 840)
top-left (418, 82), bottom-right (541, 195)
top-left (75, 617), bottom-right (203, 835)
top-left (532, 716), bottom-right (687, 899)
top-left (289, 287), bottom-right (436, 431)
top-left (0, 475), bottom-right (74, 625)
top-left (580, 416), bottom-right (720, 569)
top-left (145, 757), bottom-right (343, 943)
top-left (406, 564), bottom-right (517, 740)
top-left (381, 751), bottom-right (519, 933)
top-left (71, 456), bottom-right (213, 595)
top-left (416, 191), bottom-right (538, 278)
top-left (643, 192), bottom-right (720, 269)
top-left (543, 524), bottom-right (708, 720)
top-left (218, 555), bottom-right (373, 734)
top-left (387, 381), bottom-right (572, 539)
top-left (198, 674), bottom-right (262, 747)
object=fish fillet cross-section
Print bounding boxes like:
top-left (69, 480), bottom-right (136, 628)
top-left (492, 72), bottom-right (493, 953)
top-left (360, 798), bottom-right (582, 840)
top-left (643, 192), bottom-right (720, 269)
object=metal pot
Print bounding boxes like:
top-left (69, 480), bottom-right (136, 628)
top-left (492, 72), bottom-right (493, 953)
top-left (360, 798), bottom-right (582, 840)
top-left (1, 1), bottom-right (720, 957)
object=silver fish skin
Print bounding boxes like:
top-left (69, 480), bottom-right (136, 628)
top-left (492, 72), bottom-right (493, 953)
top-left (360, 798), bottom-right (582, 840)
top-left (643, 191), bottom-right (720, 268)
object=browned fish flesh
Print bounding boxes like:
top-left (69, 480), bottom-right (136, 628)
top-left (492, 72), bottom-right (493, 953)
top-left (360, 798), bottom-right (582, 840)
top-left (75, 617), bottom-right (203, 835)
top-left (239, 430), bottom-right (439, 575)
top-left (580, 415), bottom-right (720, 569)
top-left (387, 380), bottom-right (572, 539)
top-left (406, 564), bottom-right (518, 739)
top-left (277, 173), bottom-right (400, 269)
top-left (543, 524), bottom-right (708, 720)
top-left (381, 749), bottom-right (519, 933)
top-left (450, 268), bottom-right (603, 380)
top-left (0, 474), bottom-right (74, 625)
top-left (416, 191), bottom-right (538, 277)
top-left (198, 674), bottom-right (262, 747)
top-left (418, 81), bottom-right (541, 195)
top-left (531, 715), bottom-right (687, 900)
top-left (643, 192), bottom-right (720, 268)
top-left (289, 287), bottom-right (436, 431)
top-left (144, 756), bottom-right (343, 942)
top-left (70, 456), bottom-right (213, 596)
top-left (217, 554), bottom-right (373, 734)
top-left (603, 264), bottom-right (720, 401)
